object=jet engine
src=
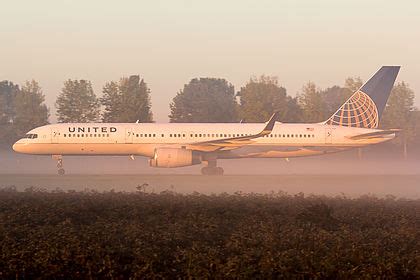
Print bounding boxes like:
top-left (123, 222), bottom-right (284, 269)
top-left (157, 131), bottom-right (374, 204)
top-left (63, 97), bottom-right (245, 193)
top-left (149, 148), bottom-right (201, 168)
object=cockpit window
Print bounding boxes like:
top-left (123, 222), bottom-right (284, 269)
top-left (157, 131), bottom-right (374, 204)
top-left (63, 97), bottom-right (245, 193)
top-left (24, 134), bottom-right (38, 139)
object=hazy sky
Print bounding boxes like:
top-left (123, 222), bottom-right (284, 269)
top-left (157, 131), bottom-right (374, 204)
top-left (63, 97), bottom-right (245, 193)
top-left (1, 0), bottom-right (419, 122)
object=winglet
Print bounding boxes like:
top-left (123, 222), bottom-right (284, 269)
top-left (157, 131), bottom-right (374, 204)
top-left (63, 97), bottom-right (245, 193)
top-left (260, 112), bottom-right (280, 135)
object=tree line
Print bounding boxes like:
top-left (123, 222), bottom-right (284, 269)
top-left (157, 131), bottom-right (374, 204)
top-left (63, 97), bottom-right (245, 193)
top-left (1, 74), bottom-right (418, 153)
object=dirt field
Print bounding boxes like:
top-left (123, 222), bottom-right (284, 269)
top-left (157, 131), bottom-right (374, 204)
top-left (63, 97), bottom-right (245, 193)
top-left (1, 174), bottom-right (419, 198)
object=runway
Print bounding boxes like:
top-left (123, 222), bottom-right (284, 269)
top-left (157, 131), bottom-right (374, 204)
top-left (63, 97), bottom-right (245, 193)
top-left (1, 174), bottom-right (419, 199)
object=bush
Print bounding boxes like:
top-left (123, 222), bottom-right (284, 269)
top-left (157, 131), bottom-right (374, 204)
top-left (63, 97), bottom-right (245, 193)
top-left (0, 188), bottom-right (419, 278)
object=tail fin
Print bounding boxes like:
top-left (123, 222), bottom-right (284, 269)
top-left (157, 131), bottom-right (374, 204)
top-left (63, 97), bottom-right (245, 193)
top-left (325, 66), bottom-right (400, 128)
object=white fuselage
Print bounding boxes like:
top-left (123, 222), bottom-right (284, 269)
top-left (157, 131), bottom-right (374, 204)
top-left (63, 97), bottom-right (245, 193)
top-left (13, 122), bottom-right (394, 160)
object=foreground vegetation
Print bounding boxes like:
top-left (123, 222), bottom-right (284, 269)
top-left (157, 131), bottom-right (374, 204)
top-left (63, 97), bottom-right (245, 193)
top-left (0, 187), bottom-right (419, 279)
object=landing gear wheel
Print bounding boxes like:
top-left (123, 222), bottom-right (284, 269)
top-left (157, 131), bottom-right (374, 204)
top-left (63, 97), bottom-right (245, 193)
top-left (58, 168), bottom-right (65, 175)
top-left (201, 166), bottom-right (224, 176)
top-left (201, 167), bottom-right (210, 175)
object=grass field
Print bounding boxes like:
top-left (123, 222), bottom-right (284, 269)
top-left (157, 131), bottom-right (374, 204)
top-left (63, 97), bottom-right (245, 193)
top-left (0, 188), bottom-right (419, 278)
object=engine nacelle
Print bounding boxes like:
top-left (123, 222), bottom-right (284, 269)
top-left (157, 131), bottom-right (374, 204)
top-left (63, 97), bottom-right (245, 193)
top-left (149, 148), bottom-right (201, 168)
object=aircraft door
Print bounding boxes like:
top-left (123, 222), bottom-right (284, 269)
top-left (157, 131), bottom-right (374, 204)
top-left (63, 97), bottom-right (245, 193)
top-left (325, 128), bottom-right (333, 144)
top-left (125, 128), bottom-right (134, 144)
top-left (51, 128), bottom-right (60, 144)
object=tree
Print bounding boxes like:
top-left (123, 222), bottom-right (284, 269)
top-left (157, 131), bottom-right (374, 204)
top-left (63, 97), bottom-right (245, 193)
top-left (101, 81), bottom-right (123, 122)
top-left (237, 75), bottom-right (301, 123)
top-left (344, 76), bottom-right (363, 93)
top-left (101, 76), bottom-right (153, 123)
top-left (319, 77), bottom-right (363, 120)
top-left (381, 82), bottom-right (417, 159)
top-left (169, 78), bottom-right (237, 123)
top-left (0, 81), bottom-right (19, 143)
top-left (56, 80), bottom-right (100, 123)
top-left (13, 80), bottom-right (49, 137)
top-left (320, 86), bottom-right (352, 117)
top-left (298, 82), bottom-right (327, 123)
top-left (0, 81), bottom-right (18, 125)
top-left (285, 97), bottom-right (303, 123)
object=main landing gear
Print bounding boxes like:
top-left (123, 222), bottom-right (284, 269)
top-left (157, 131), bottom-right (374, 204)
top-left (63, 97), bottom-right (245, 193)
top-left (201, 159), bottom-right (224, 175)
top-left (201, 166), bottom-right (224, 175)
top-left (52, 155), bottom-right (65, 175)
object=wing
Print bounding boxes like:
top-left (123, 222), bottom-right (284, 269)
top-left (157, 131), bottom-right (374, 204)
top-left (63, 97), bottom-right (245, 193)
top-left (184, 112), bottom-right (280, 152)
top-left (346, 129), bottom-right (400, 140)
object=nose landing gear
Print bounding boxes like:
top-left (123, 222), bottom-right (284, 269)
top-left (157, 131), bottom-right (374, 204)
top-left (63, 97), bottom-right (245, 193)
top-left (52, 155), bottom-right (65, 175)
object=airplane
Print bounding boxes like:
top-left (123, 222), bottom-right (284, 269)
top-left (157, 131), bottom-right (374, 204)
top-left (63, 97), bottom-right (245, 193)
top-left (13, 66), bottom-right (400, 175)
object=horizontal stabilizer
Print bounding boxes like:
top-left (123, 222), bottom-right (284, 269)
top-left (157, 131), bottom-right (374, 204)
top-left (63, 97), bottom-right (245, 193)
top-left (346, 129), bottom-right (400, 140)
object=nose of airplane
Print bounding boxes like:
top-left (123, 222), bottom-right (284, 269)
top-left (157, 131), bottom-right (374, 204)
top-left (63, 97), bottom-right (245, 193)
top-left (12, 141), bottom-right (24, 153)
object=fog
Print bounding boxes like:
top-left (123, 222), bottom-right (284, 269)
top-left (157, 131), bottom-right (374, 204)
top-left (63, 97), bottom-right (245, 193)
top-left (2, 1), bottom-right (420, 122)
top-left (1, 147), bottom-right (419, 199)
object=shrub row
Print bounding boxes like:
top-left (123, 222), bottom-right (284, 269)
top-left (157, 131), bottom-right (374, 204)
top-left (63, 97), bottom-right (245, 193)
top-left (0, 187), bottom-right (419, 279)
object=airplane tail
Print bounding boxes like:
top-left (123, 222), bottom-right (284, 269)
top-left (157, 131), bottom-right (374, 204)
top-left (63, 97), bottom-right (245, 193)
top-left (325, 66), bottom-right (400, 129)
